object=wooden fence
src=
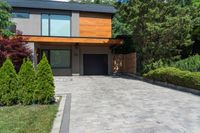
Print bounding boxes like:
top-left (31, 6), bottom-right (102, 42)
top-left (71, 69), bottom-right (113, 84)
top-left (112, 53), bottom-right (137, 74)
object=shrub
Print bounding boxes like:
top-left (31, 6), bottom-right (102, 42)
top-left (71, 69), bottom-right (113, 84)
top-left (34, 54), bottom-right (55, 104)
top-left (143, 59), bottom-right (167, 73)
top-left (171, 54), bottom-right (200, 72)
top-left (0, 59), bottom-right (18, 106)
top-left (144, 67), bottom-right (200, 90)
top-left (18, 59), bottom-right (36, 105)
top-left (0, 34), bottom-right (32, 71)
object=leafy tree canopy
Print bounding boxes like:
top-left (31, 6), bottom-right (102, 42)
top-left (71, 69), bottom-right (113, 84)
top-left (193, 0), bottom-right (200, 5)
top-left (115, 0), bottom-right (193, 73)
top-left (0, 1), bottom-right (13, 37)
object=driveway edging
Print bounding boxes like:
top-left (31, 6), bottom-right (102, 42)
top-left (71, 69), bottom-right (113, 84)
top-left (51, 94), bottom-right (71, 133)
top-left (126, 74), bottom-right (200, 96)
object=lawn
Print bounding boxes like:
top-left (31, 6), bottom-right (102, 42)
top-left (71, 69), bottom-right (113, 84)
top-left (0, 104), bottom-right (58, 133)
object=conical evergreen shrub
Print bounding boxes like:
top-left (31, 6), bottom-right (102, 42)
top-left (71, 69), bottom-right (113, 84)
top-left (18, 59), bottom-right (36, 105)
top-left (0, 59), bottom-right (18, 106)
top-left (35, 54), bottom-right (55, 104)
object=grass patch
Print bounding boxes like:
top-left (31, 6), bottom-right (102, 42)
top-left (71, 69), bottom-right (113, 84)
top-left (0, 104), bottom-right (58, 133)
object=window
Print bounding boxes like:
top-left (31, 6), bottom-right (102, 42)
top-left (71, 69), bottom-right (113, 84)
top-left (41, 49), bottom-right (71, 68)
top-left (12, 12), bottom-right (29, 18)
top-left (42, 14), bottom-right (71, 37)
top-left (41, 14), bottom-right (49, 36)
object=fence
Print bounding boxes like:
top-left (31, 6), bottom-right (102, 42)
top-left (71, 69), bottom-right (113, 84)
top-left (112, 52), bottom-right (137, 74)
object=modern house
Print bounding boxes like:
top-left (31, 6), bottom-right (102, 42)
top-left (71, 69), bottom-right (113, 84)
top-left (6, 0), bottom-right (123, 76)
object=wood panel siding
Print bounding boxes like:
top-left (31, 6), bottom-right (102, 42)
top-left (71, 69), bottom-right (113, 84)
top-left (19, 36), bottom-right (123, 46)
top-left (80, 12), bottom-right (112, 38)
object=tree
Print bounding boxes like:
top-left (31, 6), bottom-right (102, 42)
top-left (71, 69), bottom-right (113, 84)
top-left (18, 59), bottom-right (36, 105)
top-left (190, 2), bottom-right (200, 54)
top-left (112, 5), bottom-right (132, 38)
top-left (0, 1), bottom-right (32, 71)
top-left (176, 0), bottom-right (193, 6)
top-left (35, 54), bottom-right (55, 104)
top-left (115, 0), bottom-right (193, 73)
top-left (0, 59), bottom-right (18, 106)
top-left (193, 0), bottom-right (200, 6)
top-left (0, 34), bottom-right (32, 71)
top-left (0, 1), bottom-right (13, 37)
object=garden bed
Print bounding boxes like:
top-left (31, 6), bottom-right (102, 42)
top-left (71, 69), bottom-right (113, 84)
top-left (0, 104), bottom-right (58, 133)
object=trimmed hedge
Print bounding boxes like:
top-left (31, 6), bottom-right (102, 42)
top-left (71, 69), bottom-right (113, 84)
top-left (144, 67), bottom-right (200, 90)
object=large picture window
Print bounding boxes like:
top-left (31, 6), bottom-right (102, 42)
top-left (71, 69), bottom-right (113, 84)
top-left (42, 14), bottom-right (71, 37)
top-left (41, 49), bottom-right (71, 68)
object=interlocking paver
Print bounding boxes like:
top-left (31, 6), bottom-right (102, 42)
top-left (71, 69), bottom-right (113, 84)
top-left (55, 76), bottom-right (200, 133)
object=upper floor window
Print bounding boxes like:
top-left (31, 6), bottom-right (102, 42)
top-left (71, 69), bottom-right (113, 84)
top-left (42, 14), bottom-right (71, 37)
top-left (12, 12), bottom-right (30, 19)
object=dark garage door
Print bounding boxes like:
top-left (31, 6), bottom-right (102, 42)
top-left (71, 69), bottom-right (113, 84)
top-left (83, 54), bottom-right (108, 75)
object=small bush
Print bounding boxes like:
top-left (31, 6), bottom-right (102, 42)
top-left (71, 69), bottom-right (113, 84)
top-left (0, 59), bottom-right (18, 106)
top-left (143, 59), bottom-right (166, 73)
top-left (18, 59), bottom-right (36, 105)
top-left (144, 67), bottom-right (200, 90)
top-left (34, 54), bottom-right (55, 104)
top-left (171, 54), bottom-right (200, 72)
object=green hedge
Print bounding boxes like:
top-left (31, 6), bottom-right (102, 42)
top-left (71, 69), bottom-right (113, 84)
top-left (143, 67), bottom-right (200, 90)
top-left (0, 55), bottom-right (55, 106)
top-left (171, 54), bottom-right (200, 72)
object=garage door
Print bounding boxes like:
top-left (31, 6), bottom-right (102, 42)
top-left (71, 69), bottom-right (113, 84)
top-left (83, 54), bottom-right (108, 75)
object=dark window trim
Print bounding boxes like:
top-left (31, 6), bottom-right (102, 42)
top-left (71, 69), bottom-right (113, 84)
top-left (40, 49), bottom-right (72, 69)
top-left (12, 12), bottom-right (30, 19)
top-left (41, 13), bottom-right (72, 37)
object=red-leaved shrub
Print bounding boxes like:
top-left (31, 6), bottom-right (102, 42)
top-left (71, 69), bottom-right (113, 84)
top-left (0, 32), bottom-right (32, 71)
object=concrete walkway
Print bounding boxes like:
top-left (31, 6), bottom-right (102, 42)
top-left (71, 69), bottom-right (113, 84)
top-left (55, 76), bottom-right (200, 133)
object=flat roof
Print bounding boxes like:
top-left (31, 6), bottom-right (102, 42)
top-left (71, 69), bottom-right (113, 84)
top-left (5, 0), bottom-right (116, 14)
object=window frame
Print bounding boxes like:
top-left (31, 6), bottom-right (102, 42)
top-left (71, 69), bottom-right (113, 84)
top-left (40, 49), bottom-right (72, 69)
top-left (12, 12), bottom-right (30, 19)
top-left (41, 13), bottom-right (72, 37)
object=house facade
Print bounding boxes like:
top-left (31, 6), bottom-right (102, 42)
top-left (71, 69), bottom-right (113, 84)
top-left (6, 0), bottom-right (123, 76)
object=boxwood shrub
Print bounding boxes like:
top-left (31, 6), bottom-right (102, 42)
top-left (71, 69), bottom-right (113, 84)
top-left (144, 67), bottom-right (200, 90)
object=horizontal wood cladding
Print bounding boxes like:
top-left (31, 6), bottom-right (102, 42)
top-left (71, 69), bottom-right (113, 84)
top-left (80, 12), bottom-right (112, 38)
top-left (20, 36), bottom-right (123, 45)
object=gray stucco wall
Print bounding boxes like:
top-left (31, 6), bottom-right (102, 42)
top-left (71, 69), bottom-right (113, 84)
top-left (26, 42), bottom-right (37, 68)
top-left (72, 45), bottom-right (80, 75)
top-left (12, 14), bottom-right (41, 35)
top-left (71, 12), bottom-right (80, 37)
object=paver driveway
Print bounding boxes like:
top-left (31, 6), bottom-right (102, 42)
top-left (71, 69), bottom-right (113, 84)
top-left (55, 76), bottom-right (200, 133)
